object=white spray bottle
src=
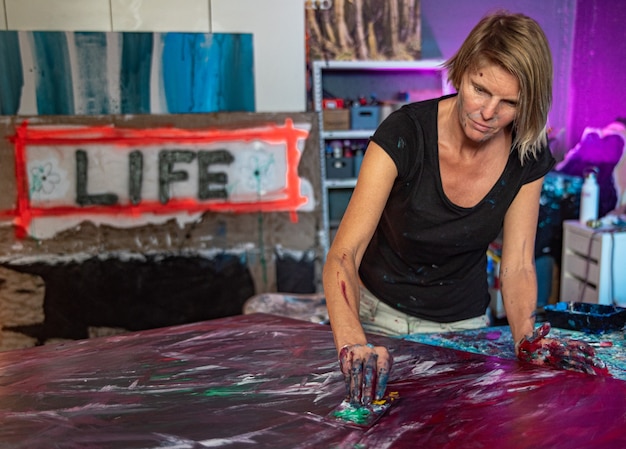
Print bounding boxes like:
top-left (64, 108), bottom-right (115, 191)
top-left (579, 167), bottom-right (599, 225)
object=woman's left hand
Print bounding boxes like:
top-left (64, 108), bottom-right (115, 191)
top-left (517, 322), bottom-right (610, 376)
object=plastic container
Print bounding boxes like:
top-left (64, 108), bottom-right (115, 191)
top-left (350, 106), bottom-right (380, 130)
top-left (544, 302), bottom-right (626, 334)
top-left (326, 157), bottom-right (353, 179)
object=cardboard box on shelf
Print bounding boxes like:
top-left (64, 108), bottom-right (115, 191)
top-left (323, 109), bottom-right (350, 131)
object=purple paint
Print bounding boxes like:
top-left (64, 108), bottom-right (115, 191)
top-left (484, 330), bottom-right (502, 340)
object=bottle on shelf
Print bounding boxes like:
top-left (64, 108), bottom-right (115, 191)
top-left (579, 167), bottom-right (599, 225)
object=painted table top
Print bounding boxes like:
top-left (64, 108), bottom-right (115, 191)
top-left (1, 313), bottom-right (626, 449)
top-left (405, 325), bottom-right (626, 380)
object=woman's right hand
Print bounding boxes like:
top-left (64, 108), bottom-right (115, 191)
top-left (338, 343), bottom-right (393, 405)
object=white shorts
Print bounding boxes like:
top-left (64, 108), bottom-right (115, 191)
top-left (359, 284), bottom-right (491, 337)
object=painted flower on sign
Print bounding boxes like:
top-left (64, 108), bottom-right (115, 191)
top-left (240, 151), bottom-right (277, 195)
top-left (30, 162), bottom-right (61, 195)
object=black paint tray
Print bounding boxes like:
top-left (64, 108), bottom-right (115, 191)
top-left (544, 302), bottom-right (626, 334)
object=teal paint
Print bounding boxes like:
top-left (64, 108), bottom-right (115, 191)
top-left (214, 34), bottom-right (255, 112)
top-left (0, 31), bottom-right (254, 115)
top-left (31, 32), bottom-right (75, 115)
top-left (162, 33), bottom-right (210, 113)
top-left (0, 31), bottom-right (23, 114)
top-left (121, 33), bottom-right (153, 114)
top-left (161, 33), bottom-right (254, 113)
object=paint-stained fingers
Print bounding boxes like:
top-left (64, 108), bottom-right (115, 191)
top-left (523, 322), bottom-right (551, 346)
top-left (518, 335), bottom-right (610, 376)
top-left (590, 358), bottom-right (610, 376)
top-left (552, 350), bottom-right (602, 375)
top-left (338, 345), bottom-right (353, 399)
top-left (558, 340), bottom-right (609, 376)
top-left (517, 324), bottom-right (551, 360)
top-left (338, 344), bottom-right (366, 404)
top-left (556, 358), bottom-right (597, 375)
top-left (349, 360), bottom-right (364, 405)
top-left (375, 351), bottom-right (392, 401)
top-left (566, 340), bottom-right (596, 357)
top-left (361, 352), bottom-right (378, 405)
top-left (338, 344), bottom-right (390, 405)
top-left (529, 323), bottom-right (607, 375)
top-left (534, 322), bottom-right (552, 339)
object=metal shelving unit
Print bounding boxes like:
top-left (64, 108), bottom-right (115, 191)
top-left (313, 59), bottom-right (451, 257)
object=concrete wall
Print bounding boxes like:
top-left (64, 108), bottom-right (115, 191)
top-left (0, 112), bottom-right (321, 351)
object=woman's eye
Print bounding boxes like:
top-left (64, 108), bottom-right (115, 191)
top-left (473, 85), bottom-right (488, 95)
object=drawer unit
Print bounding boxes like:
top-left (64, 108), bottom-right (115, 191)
top-left (560, 220), bottom-right (626, 306)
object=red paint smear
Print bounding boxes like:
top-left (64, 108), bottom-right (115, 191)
top-left (340, 279), bottom-right (349, 305)
top-left (518, 323), bottom-right (610, 377)
top-left (4, 119), bottom-right (310, 238)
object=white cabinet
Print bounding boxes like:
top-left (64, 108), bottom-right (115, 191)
top-left (312, 60), bottom-right (451, 256)
top-left (560, 220), bottom-right (626, 306)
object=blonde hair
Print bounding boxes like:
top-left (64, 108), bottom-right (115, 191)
top-left (444, 11), bottom-right (553, 164)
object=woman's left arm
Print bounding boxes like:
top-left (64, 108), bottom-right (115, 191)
top-left (501, 177), bottom-right (609, 375)
top-left (500, 177), bottom-right (543, 347)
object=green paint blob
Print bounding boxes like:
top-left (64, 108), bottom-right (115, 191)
top-left (332, 405), bottom-right (372, 425)
top-left (200, 385), bottom-right (251, 397)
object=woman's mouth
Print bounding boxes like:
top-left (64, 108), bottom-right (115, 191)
top-left (470, 119), bottom-right (492, 133)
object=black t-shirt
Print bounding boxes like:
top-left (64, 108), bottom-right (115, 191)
top-left (359, 96), bottom-right (556, 323)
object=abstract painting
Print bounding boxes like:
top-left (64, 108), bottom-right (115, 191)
top-left (0, 31), bottom-right (255, 115)
top-left (2, 313), bottom-right (626, 448)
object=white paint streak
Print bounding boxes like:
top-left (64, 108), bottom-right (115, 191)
top-left (106, 33), bottom-right (122, 114)
top-left (472, 369), bottom-right (505, 386)
top-left (411, 360), bottom-right (455, 376)
top-left (16, 31), bottom-right (37, 115)
top-left (0, 247), bottom-right (249, 266)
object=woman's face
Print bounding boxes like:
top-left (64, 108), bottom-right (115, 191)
top-left (456, 62), bottom-right (519, 144)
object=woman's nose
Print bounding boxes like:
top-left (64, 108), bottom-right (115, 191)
top-left (481, 99), bottom-right (499, 120)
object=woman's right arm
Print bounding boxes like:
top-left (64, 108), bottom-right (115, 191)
top-left (322, 141), bottom-right (398, 404)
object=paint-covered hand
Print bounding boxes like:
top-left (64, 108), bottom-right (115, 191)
top-left (517, 322), bottom-right (609, 376)
top-left (338, 343), bottom-right (393, 405)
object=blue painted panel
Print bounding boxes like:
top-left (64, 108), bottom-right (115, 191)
top-left (120, 33), bottom-right (153, 114)
top-left (0, 31), bottom-right (254, 115)
top-left (0, 31), bottom-right (23, 115)
top-left (31, 32), bottom-right (75, 115)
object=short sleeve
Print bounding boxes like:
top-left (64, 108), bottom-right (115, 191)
top-left (524, 144), bottom-right (556, 184)
top-left (370, 108), bottom-right (422, 181)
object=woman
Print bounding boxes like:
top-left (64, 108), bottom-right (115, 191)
top-left (323, 11), bottom-right (604, 406)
